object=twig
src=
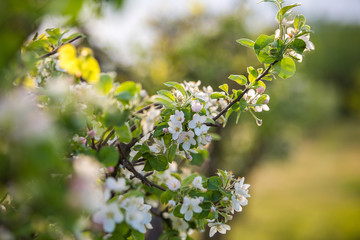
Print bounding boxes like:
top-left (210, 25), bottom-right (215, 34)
top-left (212, 60), bottom-right (278, 122)
top-left (38, 35), bottom-right (83, 59)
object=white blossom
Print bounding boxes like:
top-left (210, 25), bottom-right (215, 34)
top-left (149, 137), bottom-right (166, 154)
top-left (234, 177), bottom-right (250, 197)
top-left (208, 222), bottom-right (231, 237)
top-left (170, 110), bottom-right (185, 124)
top-left (104, 177), bottom-right (128, 201)
top-left (93, 202), bottom-right (124, 233)
top-left (231, 194), bottom-right (248, 212)
top-left (192, 176), bottom-right (206, 191)
top-left (180, 197), bottom-right (202, 221)
top-left (188, 114), bottom-right (210, 136)
top-left (177, 130), bottom-right (196, 150)
top-left (166, 177), bottom-right (181, 191)
top-left (168, 121), bottom-right (183, 140)
top-left (120, 197), bottom-right (153, 233)
top-left (191, 100), bottom-right (203, 112)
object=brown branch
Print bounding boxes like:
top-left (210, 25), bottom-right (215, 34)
top-left (38, 35), bottom-right (83, 59)
top-left (113, 143), bottom-right (166, 191)
top-left (212, 60), bottom-right (278, 122)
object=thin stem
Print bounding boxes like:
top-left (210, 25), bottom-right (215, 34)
top-left (38, 35), bottom-right (83, 59)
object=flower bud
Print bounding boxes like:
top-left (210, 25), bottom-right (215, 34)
top-left (108, 166), bottom-right (114, 173)
top-left (210, 206), bottom-right (216, 213)
top-left (198, 197), bottom-right (204, 203)
top-left (79, 137), bottom-right (87, 145)
top-left (163, 128), bottom-right (168, 134)
top-left (168, 200), bottom-right (176, 208)
top-left (186, 153), bottom-right (193, 161)
top-left (256, 86), bottom-right (265, 94)
top-left (88, 130), bottom-right (95, 137)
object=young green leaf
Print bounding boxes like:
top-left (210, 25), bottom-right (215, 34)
top-left (228, 74), bottom-right (247, 85)
top-left (279, 3), bottom-right (301, 16)
top-left (289, 39), bottom-right (306, 54)
top-left (219, 84), bottom-right (229, 94)
top-left (210, 92), bottom-right (226, 99)
top-left (254, 34), bottom-right (275, 55)
top-left (294, 14), bottom-right (306, 30)
top-left (273, 57), bottom-right (296, 79)
top-left (236, 38), bottom-right (255, 48)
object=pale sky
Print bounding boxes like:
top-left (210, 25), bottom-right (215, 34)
top-left (79, 0), bottom-right (360, 65)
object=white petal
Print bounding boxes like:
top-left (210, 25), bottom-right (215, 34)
top-left (209, 226), bottom-right (218, 237)
top-left (103, 218), bottom-right (116, 233)
top-left (262, 105), bottom-right (270, 111)
top-left (188, 120), bottom-right (196, 129)
top-left (184, 210), bottom-right (193, 221)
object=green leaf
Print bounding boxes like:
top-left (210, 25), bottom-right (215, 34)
top-left (239, 98), bottom-right (247, 111)
top-left (294, 14), bottom-right (306, 30)
top-left (190, 152), bottom-right (205, 166)
top-left (153, 95), bottom-right (176, 108)
top-left (210, 92), bottom-right (226, 99)
top-left (228, 74), bottom-right (247, 85)
top-left (104, 109), bottom-right (130, 127)
top-left (96, 74), bottom-right (113, 95)
top-left (173, 205), bottom-right (183, 218)
top-left (181, 174), bottom-right (197, 188)
top-left (168, 144), bottom-right (177, 163)
top-left (148, 155), bottom-right (168, 171)
top-left (157, 90), bottom-right (175, 101)
top-left (160, 190), bottom-right (175, 204)
top-left (254, 34), bottom-right (275, 55)
top-left (273, 57), bottom-right (296, 79)
top-left (207, 176), bottom-right (222, 190)
top-left (115, 81), bottom-right (139, 102)
top-left (153, 122), bottom-right (168, 138)
top-left (290, 39), bottom-right (306, 54)
top-left (252, 80), bottom-right (266, 90)
top-left (247, 67), bottom-right (258, 83)
top-left (236, 38), bottom-right (255, 48)
top-left (279, 3), bottom-right (301, 16)
top-left (257, 51), bottom-right (277, 64)
top-left (114, 124), bottom-right (132, 143)
top-left (219, 84), bottom-right (228, 94)
top-left (98, 146), bottom-right (118, 167)
top-left (164, 82), bottom-right (186, 97)
top-left (131, 229), bottom-right (145, 240)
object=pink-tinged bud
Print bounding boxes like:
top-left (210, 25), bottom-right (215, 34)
top-left (163, 128), bottom-right (168, 134)
top-left (228, 215), bottom-right (233, 220)
top-left (210, 206), bottom-right (216, 213)
top-left (79, 137), bottom-right (87, 145)
top-left (88, 130), bottom-right (95, 137)
top-left (263, 96), bottom-right (270, 105)
top-left (108, 166), bottom-right (114, 173)
top-left (198, 197), bottom-right (204, 203)
top-left (186, 153), bottom-right (193, 161)
top-left (256, 87), bottom-right (265, 94)
top-left (205, 134), bottom-right (212, 142)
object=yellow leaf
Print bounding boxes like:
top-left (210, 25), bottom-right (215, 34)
top-left (81, 57), bottom-right (100, 83)
top-left (58, 44), bottom-right (81, 76)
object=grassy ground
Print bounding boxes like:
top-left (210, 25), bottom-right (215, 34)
top-left (227, 121), bottom-right (360, 240)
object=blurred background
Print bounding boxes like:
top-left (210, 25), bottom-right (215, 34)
top-left (1, 0), bottom-right (360, 239)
